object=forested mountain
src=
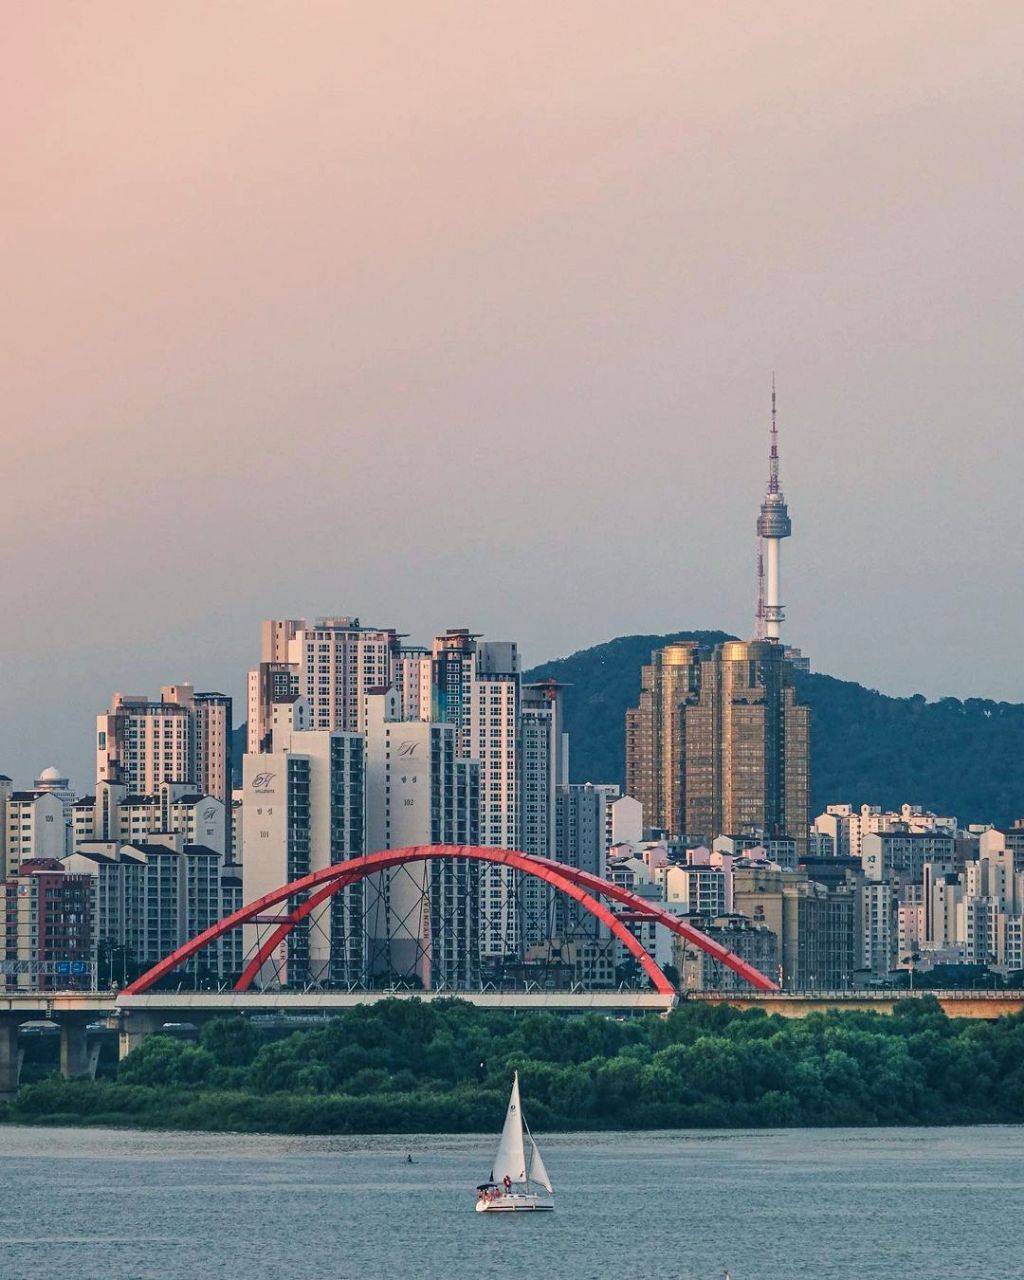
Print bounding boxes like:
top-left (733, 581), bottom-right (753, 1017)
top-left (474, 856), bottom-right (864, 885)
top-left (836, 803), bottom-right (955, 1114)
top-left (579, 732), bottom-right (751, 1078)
top-left (525, 631), bottom-right (1024, 826)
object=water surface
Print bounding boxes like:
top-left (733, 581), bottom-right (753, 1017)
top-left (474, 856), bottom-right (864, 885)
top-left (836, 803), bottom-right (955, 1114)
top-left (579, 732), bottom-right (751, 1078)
top-left (0, 1125), bottom-right (1019, 1279)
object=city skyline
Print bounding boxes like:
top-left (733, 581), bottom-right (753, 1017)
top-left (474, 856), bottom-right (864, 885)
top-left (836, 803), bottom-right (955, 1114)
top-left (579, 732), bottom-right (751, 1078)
top-left (4, 3), bottom-right (1024, 786)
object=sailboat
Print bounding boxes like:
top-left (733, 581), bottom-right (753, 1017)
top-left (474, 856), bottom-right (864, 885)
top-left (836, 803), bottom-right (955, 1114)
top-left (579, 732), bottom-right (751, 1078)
top-left (475, 1071), bottom-right (554, 1212)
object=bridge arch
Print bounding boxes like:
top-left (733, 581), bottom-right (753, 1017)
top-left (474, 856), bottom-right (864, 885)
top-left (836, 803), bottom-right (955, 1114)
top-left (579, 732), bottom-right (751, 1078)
top-left (123, 845), bottom-right (778, 995)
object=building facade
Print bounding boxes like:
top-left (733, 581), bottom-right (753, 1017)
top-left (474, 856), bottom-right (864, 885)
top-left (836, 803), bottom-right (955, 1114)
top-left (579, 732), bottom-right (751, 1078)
top-left (626, 640), bottom-right (809, 854)
top-left (242, 726), bottom-right (366, 986)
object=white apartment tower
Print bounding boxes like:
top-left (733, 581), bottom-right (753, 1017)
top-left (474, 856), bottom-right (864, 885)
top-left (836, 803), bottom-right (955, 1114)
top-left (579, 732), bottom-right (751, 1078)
top-left (33, 767), bottom-right (76, 852)
top-left (4, 790), bottom-right (66, 875)
top-left (242, 724), bottom-right (366, 987)
top-left (363, 689), bottom-right (480, 988)
top-left (432, 630), bottom-right (520, 962)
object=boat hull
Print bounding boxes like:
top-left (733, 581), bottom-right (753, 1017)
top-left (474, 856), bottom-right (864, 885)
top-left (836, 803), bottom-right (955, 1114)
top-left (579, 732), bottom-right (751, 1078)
top-left (475, 1193), bottom-right (554, 1213)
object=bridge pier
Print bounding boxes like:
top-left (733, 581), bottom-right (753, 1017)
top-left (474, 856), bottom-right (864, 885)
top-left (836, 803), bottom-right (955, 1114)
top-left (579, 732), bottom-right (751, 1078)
top-left (117, 1010), bottom-right (162, 1061)
top-left (0, 1018), bottom-right (22, 1098)
top-left (60, 1018), bottom-right (96, 1081)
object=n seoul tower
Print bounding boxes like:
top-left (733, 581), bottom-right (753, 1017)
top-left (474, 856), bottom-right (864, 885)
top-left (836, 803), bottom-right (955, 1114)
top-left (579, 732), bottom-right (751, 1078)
top-left (755, 377), bottom-right (792, 642)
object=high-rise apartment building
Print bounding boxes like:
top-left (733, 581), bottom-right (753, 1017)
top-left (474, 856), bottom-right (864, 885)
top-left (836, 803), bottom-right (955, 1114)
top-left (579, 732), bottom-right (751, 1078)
top-left (812, 802), bottom-right (958, 860)
top-left (96, 684), bottom-right (232, 803)
top-left (65, 837), bottom-right (230, 979)
top-left (432, 630), bottom-right (520, 963)
top-left (363, 689), bottom-right (479, 987)
top-left (520, 680), bottom-right (569, 950)
top-left (72, 780), bottom-right (226, 856)
top-left (626, 640), bottom-right (809, 854)
top-left (192, 692), bottom-right (232, 803)
top-left (242, 725), bottom-right (366, 986)
top-left (33, 767), bottom-right (76, 853)
top-left (732, 863), bottom-right (828, 990)
top-left (391, 646), bottom-right (434, 722)
top-left (246, 618), bottom-right (397, 748)
top-left (4, 789), bottom-right (66, 874)
top-left (553, 783), bottom-right (620, 942)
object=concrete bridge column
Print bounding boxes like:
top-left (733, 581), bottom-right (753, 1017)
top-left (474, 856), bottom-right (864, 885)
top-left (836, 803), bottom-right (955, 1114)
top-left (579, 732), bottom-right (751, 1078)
top-left (60, 1018), bottom-right (93, 1081)
top-left (0, 1018), bottom-right (23, 1098)
top-left (117, 1011), bottom-right (162, 1061)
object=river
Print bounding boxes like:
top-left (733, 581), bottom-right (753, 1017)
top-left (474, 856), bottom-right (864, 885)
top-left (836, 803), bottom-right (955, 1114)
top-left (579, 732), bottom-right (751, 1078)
top-left (0, 1124), bottom-right (1019, 1278)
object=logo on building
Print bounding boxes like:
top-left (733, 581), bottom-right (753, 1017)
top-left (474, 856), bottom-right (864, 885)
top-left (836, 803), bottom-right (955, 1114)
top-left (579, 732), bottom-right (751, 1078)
top-left (251, 772), bottom-right (277, 794)
top-left (397, 741), bottom-right (418, 757)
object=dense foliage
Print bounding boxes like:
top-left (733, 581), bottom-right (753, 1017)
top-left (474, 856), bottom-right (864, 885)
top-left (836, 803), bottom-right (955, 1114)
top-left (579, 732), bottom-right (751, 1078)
top-left (5, 997), bottom-right (1024, 1134)
top-left (524, 630), bottom-right (1024, 824)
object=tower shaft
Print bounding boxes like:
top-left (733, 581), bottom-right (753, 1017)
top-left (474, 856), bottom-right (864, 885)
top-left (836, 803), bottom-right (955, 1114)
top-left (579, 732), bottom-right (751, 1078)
top-left (756, 379), bottom-right (792, 642)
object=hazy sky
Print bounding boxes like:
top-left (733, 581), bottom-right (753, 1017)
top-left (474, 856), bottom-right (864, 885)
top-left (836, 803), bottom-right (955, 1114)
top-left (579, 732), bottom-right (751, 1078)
top-left (3, 2), bottom-right (1023, 790)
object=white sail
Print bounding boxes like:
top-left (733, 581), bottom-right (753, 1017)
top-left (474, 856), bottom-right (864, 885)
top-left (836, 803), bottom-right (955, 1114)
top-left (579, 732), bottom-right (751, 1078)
top-left (490, 1072), bottom-right (527, 1184)
top-left (528, 1136), bottom-right (552, 1193)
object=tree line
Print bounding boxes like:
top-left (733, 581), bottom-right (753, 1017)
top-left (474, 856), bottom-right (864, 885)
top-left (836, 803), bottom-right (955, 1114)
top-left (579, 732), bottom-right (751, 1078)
top-left (4, 996), bottom-right (1024, 1133)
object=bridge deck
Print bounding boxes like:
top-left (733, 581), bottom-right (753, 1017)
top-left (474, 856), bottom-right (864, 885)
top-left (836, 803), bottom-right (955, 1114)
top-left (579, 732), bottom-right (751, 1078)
top-left (0, 989), bottom-right (1021, 1020)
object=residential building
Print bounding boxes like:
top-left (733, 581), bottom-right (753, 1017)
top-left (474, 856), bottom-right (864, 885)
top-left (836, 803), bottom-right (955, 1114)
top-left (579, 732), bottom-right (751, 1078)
top-left (658, 862), bottom-right (731, 919)
top-left (676, 914), bottom-right (779, 992)
top-left (4, 790), bottom-right (66, 874)
top-left (861, 880), bottom-right (896, 978)
top-left (242, 726), bottom-right (366, 986)
top-left (552, 783), bottom-right (618, 945)
top-left (862, 832), bottom-right (956, 885)
top-left (432, 629), bottom-right (520, 964)
top-left (363, 688), bottom-right (480, 988)
top-left (33, 766), bottom-right (76, 853)
top-left (732, 863), bottom-right (828, 990)
top-left (247, 617), bottom-right (397, 742)
top-left (64, 839), bottom-right (226, 980)
top-left (96, 684), bottom-right (232, 803)
top-left (72, 781), bottom-right (226, 857)
top-left (610, 795), bottom-right (643, 847)
top-left (520, 680), bottom-right (569, 951)
top-left (0, 860), bottom-right (94, 992)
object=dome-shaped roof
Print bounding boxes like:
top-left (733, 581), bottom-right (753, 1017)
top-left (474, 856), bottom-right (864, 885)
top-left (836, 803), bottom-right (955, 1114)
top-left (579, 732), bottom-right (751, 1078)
top-left (37, 766), bottom-right (63, 783)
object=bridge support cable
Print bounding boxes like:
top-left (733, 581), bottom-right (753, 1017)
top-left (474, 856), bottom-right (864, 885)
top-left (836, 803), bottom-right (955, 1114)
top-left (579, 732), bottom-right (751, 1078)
top-left (233, 863), bottom-right (671, 995)
top-left (123, 846), bottom-right (778, 996)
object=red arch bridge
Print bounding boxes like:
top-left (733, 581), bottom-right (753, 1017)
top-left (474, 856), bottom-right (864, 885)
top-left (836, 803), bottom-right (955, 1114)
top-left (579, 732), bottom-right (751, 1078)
top-left (123, 845), bottom-right (778, 996)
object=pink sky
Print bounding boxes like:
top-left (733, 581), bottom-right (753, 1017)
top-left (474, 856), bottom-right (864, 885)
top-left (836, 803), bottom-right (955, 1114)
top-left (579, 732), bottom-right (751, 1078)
top-left (2, 2), bottom-right (1023, 785)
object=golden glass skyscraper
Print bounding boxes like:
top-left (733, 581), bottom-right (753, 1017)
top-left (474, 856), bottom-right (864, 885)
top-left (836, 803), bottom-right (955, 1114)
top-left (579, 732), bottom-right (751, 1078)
top-left (625, 639), bottom-right (809, 851)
